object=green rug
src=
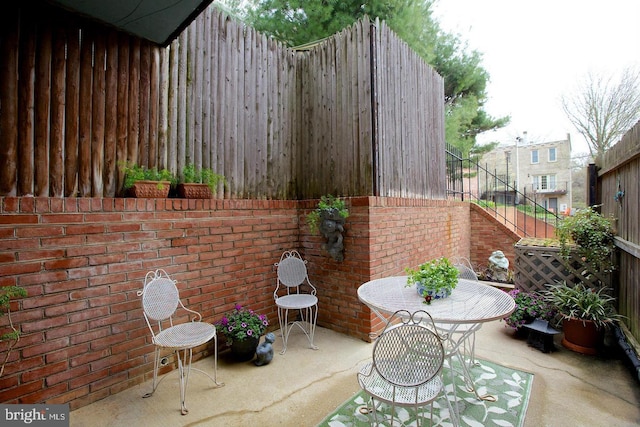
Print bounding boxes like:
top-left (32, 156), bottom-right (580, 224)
top-left (318, 359), bottom-right (533, 427)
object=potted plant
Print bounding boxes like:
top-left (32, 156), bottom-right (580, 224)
top-left (557, 206), bottom-right (616, 273)
top-left (306, 195), bottom-right (349, 262)
top-left (405, 257), bottom-right (459, 304)
top-left (215, 305), bottom-right (269, 361)
top-left (120, 162), bottom-right (176, 198)
top-left (503, 288), bottom-right (556, 331)
top-left (177, 163), bottom-right (225, 199)
top-left (543, 282), bottom-right (622, 354)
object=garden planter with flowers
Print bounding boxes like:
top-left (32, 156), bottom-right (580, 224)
top-left (503, 288), bottom-right (556, 336)
top-left (216, 305), bottom-right (269, 362)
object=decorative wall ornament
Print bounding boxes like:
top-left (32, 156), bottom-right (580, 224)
top-left (306, 195), bottom-right (349, 262)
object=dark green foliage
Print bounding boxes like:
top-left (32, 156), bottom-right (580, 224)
top-left (405, 257), bottom-right (459, 294)
top-left (119, 163), bottom-right (176, 190)
top-left (306, 195), bottom-right (349, 235)
top-left (181, 163), bottom-right (226, 191)
top-left (557, 207), bottom-right (615, 273)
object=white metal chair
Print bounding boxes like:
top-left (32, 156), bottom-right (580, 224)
top-left (274, 250), bottom-right (318, 354)
top-left (138, 269), bottom-right (223, 415)
top-left (357, 310), bottom-right (457, 427)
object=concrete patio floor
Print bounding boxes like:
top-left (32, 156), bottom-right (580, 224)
top-left (70, 322), bottom-right (640, 427)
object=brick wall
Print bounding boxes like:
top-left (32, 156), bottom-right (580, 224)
top-left (469, 203), bottom-right (520, 271)
top-left (301, 197), bottom-right (471, 342)
top-left (0, 196), bottom-right (472, 409)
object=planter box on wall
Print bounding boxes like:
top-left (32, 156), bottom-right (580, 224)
top-left (129, 181), bottom-right (171, 198)
top-left (177, 183), bottom-right (213, 199)
top-left (514, 237), bottom-right (611, 293)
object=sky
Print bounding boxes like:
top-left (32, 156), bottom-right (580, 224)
top-left (432, 0), bottom-right (640, 157)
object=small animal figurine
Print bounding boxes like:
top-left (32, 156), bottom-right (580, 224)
top-left (254, 332), bottom-right (276, 366)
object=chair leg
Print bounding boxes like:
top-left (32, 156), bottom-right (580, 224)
top-left (143, 347), bottom-right (161, 398)
top-left (144, 342), bottom-right (224, 414)
top-left (277, 306), bottom-right (319, 355)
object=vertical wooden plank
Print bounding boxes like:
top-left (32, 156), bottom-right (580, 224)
top-left (17, 15), bottom-right (36, 196)
top-left (148, 46), bottom-right (160, 168)
top-left (193, 19), bottom-right (204, 169)
top-left (34, 19), bottom-right (52, 196)
top-left (49, 25), bottom-right (66, 197)
top-left (115, 34), bottom-right (129, 194)
top-left (212, 13), bottom-right (226, 196)
top-left (103, 30), bottom-right (118, 197)
top-left (91, 32), bottom-right (106, 197)
top-left (78, 28), bottom-right (93, 196)
top-left (177, 31), bottom-right (187, 174)
top-left (127, 37), bottom-right (140, 166)
top-left (244, 27), bottom-right (256, 197)
top-left (64, 25), bottom-right (80, 197)
top-left (0, 7), bottom-right (20, 196)
top-left (167, 38), bottom-right (179, 173)
top-left (157, 46), bottom-right (169, 169)
top-left (138, 41), bottom-right (151, 167)
top-left (202, 8), bottom-right (212, 171)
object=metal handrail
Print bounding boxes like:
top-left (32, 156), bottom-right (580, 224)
top-left (446, 144), bottom-right (560, 238)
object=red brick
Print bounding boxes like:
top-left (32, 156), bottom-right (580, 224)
top-left (48, 364), bottom-right (91, 387)
top-left (21, 360), bottom-right (68, 383)
top-left (45, 343), bottom-right (90, 364)
top-left (21, 337), bottom-right (70, 358)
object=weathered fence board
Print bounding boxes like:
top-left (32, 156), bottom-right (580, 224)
top-left (598, 120), bottom-right (640, 341)
top-left (1, 5), bottom-right (444, 200)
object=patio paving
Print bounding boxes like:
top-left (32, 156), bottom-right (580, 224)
top-left (69, 322), bottom-right (640, 426)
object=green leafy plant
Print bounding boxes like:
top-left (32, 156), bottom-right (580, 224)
top-left (306, 195), bottom-right (349, 235)
top-left (557, 206), bottom-right (615, 273)
top-left (405, 257), bottom-right (459, 303)
top-left (503, 288), bottom-right (556, 329)
top-left (543, 282), bottom-right (622, 329)
top-left (1, 286), bottom-right (27, 378)
top-left (215, 305), bottom-right (269, 345)
top-left (119, 162), bottom-right (176, 190)
top-left (181, 163), bottom-right (225, 191)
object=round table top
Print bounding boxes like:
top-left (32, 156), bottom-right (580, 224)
top-left (358, 276), bottom-right (515, 324)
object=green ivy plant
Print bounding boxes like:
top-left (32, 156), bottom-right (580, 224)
top-left (306, 195), bottom-right (349, 235)
top-left (405, 257), bottom-right (459, 299)
top-left (1, 286), bottom-right (27, 378)
top-left (119, 162), bottom-right (176, 190)
top-left (557, 206), bottom-right (616, 273)
top-left (181, 163), bottom-right (226, 191)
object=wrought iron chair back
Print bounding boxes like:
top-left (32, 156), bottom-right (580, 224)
top-left (138, 269), bottom-right (223, 415)
top-left (273, 250), bottom-right (319, 354)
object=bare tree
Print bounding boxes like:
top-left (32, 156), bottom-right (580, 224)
top-left (561, 66), bottom-right (640, 159)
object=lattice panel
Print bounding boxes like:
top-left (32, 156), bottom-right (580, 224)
top-left (514, 243), bottom-right (611, 293)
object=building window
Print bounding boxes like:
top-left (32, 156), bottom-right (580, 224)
top-left (531, 150), bottom-right (539, 164)
top-left (548, 147), bottom-right (557, 162)
top-left (533, 174), bottom-right (557, 191)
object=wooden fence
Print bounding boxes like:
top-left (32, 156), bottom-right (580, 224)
top-left (0, 3), bottom-right (444, 200)
top-left (598, 120), bottom-right (640, 343)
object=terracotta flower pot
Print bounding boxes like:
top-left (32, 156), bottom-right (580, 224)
top-left (561, 317), bottom-right (604, 355)
top-left (177, 183), bottom-right (213, 199)
top-left (129, 181), bottom-right (171, 198)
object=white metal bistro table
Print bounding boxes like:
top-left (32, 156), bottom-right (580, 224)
top-left (358, 276), bottom-right (516, 409)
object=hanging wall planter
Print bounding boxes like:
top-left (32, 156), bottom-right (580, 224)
top-left (306, 195), bottom-right (349, 262)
